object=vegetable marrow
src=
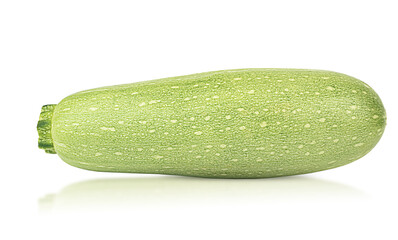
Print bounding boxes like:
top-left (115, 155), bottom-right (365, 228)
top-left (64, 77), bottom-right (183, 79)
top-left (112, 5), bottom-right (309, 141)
top-left (37, 69), bottom-right (386, 178)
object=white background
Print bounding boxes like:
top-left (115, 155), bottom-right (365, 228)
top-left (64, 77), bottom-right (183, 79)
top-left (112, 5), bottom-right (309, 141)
top-left (0, 0), bottom-right (397, 239)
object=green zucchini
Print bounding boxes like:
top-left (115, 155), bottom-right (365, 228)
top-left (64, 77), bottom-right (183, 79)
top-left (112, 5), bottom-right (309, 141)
top-left (37, 69), bottom-right (386, 178)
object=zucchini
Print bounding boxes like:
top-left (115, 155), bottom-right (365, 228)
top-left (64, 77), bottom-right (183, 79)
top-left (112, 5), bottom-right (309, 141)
top-left (37, 69), bottom-right (386, 178)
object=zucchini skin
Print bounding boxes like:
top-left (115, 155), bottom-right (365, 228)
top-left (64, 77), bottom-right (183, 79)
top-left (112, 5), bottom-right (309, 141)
top-left (39, 69), bottom-right (386, 178)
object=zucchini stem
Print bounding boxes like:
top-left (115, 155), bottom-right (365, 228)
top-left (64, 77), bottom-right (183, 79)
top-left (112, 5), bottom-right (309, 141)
top-left (37, 104), bottom-right (57, 154)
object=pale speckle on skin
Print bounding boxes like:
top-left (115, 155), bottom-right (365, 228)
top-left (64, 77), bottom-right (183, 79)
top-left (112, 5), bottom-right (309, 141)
top-left (225, 115), bottom-right (231, 119)
top-left (319, 118), bottom-right (326, 122)
top-left (248, 90), bottom-right (255, 94)
top-left (352, 90), bottom-right (357, 93)
top-left (139, 120), bottom-right (147, 124)
top-left (89, 107), bottom-right (98, 111)
top-left (352, 116), bottom-right (357, 119)
top-left (315, 92), bottom-right (320, 95)
top-left (118, 121), bottom-right (124, 124)
top-left (234, 77), bottom-right (242, 80)
top-left (304, 124), bottom-right (311, 128)
top-left (131, 92), bottom-right (139, 95)
top-left (220, 144), bottom-right (227, 148)
top-left (138, 102), bottom-right (146, 107)
top-left (225, 127), bottom-right (231, 131)
top-left (153, 155), bottom-right (164, 159)
top-left (164, 132), bottom-right (169, 135)
top-left (305, 152), bottom-right (310, 156)
top-left (298, 145), bottom-right (304, 149)
top-left (318, 151), bottom-right (325, 155)
top-left (350, 106), bottom-right (358, 110)
top-left (215, 153), bottom-right (221, 156)
top-left (194, 131), bottom-right (203, 135)
top-left (256, 147), bottom-right (265, 150)
top-left (373, 115), bottom-right (379, 119)
top-left (260, 122), bottom-right (267, 127)
top-left (352, 136), bottom-right (357, 140)
top-left (239, 126), bottom-right (246, 130)
top-left (328, 160), bottom-right (337, 164)
top-left (237, 108), bottom-right (244, 112)
top-left (213, 96), bottom-right (219, 99)
top-left (167, 147), bottom-right (173, 150)
top-left (231, 159), bottom-right (238, 162)
top-left (55, 142), bottom-right (67, 147)
top-left (149, 100), bottom-right (160, 104)
top-left (171, 86), bottom-right (179, 88)
top-left (346, 110), bottom-right (352, 114)
top-left (95, 153), bottom-right (102, 156)
top-left (205, 116), bottom-right (211, 121)
top-left (170, 120), bottom-right (177, 123)
top-left (333, 139), bottom-right (339, 143)
top-left (270, 152), bottom-right (275, 155)
top-left (355, 143), bottom-right (364, 147)
top-left (184, 97), bottom-right (190, 101)
top-left (114, 152), bottom-right (122, 155)
top-left (149, 129), bottom-right (156, 133)
top-left (100, 127), bottom-right (116, 131)
top-left (326, 86), bottom-right (335, 91)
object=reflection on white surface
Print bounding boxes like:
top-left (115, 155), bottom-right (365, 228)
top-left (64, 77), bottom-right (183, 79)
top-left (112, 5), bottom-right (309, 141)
top-left (39, 176), bottom-right (368, 214)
